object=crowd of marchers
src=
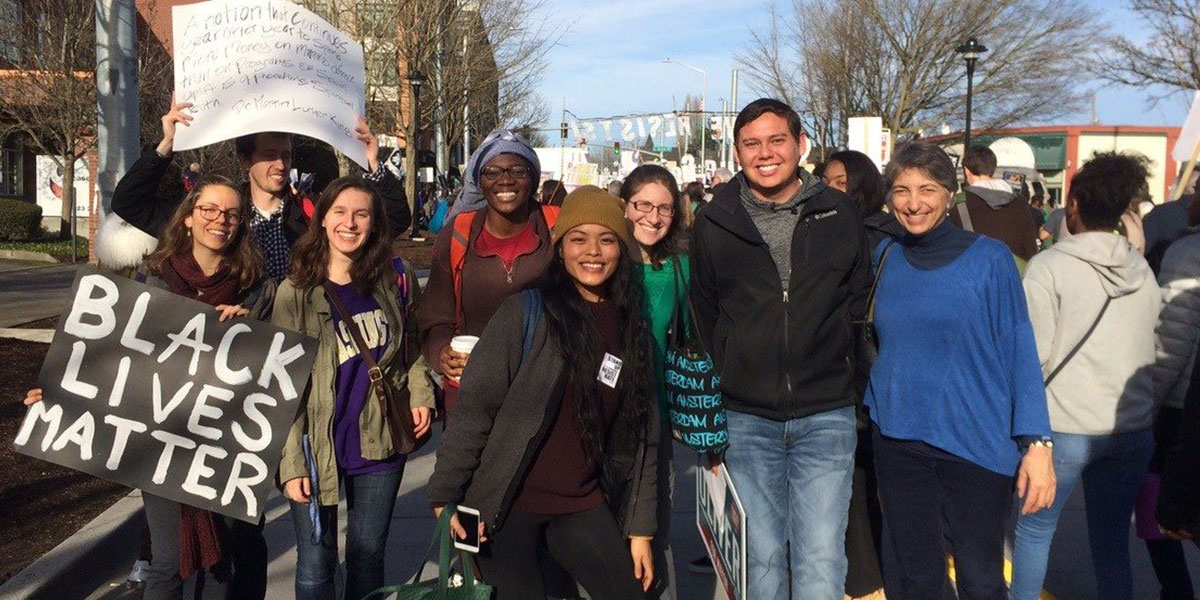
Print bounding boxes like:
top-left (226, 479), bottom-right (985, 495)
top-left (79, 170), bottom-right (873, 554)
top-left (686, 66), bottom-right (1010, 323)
top-left (20, 95), bottom-right (1200, 600)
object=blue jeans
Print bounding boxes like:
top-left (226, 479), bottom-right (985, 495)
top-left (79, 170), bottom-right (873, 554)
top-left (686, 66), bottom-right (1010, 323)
top-left (290, 467), bottom-right (404, 600)
top-left (722, 406), bottom-right (857, 600)
top-left (1011, 429), bottom-right (1153, 600)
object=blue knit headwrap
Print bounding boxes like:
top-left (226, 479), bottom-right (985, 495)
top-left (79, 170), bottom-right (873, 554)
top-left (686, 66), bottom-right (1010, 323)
top-left (447, 129), bottom-right (541, 220)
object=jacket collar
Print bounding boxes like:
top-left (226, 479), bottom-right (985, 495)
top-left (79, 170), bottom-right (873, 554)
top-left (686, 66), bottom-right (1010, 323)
top-left (702, 170), bottom-right (836, 244)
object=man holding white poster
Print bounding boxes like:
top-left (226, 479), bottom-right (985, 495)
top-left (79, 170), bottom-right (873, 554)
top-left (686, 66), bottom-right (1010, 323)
top-left (171, 0), bottom-right (370, 170)
top-left (112, 2), bottom-right (412, 281)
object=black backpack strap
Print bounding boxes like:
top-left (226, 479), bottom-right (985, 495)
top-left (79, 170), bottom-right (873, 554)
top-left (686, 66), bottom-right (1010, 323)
top-left (1044, 295), bottom-right (1112, 386)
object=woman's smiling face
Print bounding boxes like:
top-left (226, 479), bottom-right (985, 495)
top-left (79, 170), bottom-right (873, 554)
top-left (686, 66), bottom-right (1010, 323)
top-left (560, 223), bottom-right (621, 302)
top-left (888, 167), bottom-right (951, 236)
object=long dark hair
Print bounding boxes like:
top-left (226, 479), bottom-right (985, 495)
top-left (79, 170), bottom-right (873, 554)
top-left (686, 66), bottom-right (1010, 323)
top-left (287, 176), bottom-right (393, 294)
top-left (828, 150), bottom-right (886, 219)
top-left (146, 175), bottom-right (264, 289)
top-left (619, 164), bottom-right (689, 267)
top-left (540, 237), bottom-right (655, 470)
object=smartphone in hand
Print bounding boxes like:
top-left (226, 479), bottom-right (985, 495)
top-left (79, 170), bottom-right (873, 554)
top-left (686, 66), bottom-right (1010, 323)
top-left (455, 506), bottom-right (481, 553)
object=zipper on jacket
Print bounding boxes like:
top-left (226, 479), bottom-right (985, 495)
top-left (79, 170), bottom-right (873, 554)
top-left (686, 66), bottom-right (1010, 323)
top-left (783, 266), bottom-right (792, 399)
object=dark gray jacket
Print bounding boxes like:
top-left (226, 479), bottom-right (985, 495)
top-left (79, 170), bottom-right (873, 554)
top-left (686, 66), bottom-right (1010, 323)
top-left (427, 293), bottom-right (659, 537)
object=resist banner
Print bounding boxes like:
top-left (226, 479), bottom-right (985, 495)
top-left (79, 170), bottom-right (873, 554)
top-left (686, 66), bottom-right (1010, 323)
top-left (12, 268), bottom-right (318, 522)
top-left (172, 0), bottom-right (369, 168)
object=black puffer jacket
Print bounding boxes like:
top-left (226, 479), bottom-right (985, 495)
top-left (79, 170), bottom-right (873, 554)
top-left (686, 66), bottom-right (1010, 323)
top-left (690, 174), bottom-right (871, 421)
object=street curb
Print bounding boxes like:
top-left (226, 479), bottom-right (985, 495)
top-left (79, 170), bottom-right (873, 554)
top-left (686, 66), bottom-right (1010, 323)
top-left (0, 490), bottom-right (143, 600)
top-left (0, 250), bottom-right (57, 263)
top-left (0, 328), bottom-right (54, 343)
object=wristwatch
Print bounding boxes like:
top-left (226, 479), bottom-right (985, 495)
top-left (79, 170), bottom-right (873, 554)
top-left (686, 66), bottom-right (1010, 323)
top-left (1019, 436), bottom-right (1054, 451)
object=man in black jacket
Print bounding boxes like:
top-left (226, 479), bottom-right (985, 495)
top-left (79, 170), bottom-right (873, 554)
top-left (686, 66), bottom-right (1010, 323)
top-left (112, 100), bottom-right (411, 280)
top-left (690, 98), bottom-right (870, 600)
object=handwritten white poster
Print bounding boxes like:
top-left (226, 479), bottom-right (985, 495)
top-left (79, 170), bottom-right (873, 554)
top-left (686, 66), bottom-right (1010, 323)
top-left (171, 0), bottom-right (368, 168)
top-left (1173, 91), bottom-right (1200, 163)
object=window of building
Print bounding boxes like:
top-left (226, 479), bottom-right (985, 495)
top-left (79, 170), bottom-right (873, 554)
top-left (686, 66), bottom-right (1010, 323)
top-left (0, 148), bottom-right (23, 197)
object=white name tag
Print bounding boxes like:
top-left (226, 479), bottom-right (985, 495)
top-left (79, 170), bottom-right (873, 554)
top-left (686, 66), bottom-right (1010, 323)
top-left (597, 353), bottom-right (623, 389)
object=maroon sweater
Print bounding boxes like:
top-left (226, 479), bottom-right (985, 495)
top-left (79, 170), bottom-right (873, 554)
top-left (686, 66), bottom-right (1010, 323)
top-left (514, 300), bottom-right (622, 515)
top-left (416, 206), bottom-right (554, 372)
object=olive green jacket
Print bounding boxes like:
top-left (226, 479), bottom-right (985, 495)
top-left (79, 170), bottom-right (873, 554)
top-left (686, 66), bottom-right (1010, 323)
top-left (273, 264), bottom-right (435, 506)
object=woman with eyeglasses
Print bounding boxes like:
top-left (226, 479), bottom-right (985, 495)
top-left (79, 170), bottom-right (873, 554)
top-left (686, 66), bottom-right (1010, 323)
top-left (619, 164), bottom-right (689, 599)
top-left (25, 175), bottom-right (275, 599)
top-left (416, 130), bottom-right (560, 418)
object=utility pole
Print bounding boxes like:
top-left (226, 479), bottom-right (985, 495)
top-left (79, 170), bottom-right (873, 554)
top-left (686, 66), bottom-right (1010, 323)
top-left (730, 69), bottom-right (739, 172)
top-left (94, 0), bottom-right (139, 262)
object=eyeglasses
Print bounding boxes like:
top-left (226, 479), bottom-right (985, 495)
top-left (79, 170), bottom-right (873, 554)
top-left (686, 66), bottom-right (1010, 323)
top-left (480, 165), bottom-right (531, 181)
top-left (194, 205), bottom-right (242, 225)
top-left (629, 200), bottom-right (675, 217)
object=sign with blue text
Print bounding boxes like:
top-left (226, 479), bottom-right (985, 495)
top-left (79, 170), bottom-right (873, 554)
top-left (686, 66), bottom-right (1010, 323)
top-left (12, 268), bottom-right (317, 522)
top-left (697, 462), bottom-right (747, 600)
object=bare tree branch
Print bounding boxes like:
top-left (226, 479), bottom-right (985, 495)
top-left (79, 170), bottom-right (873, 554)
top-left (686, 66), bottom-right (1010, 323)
top-left (737, 0), bottom-right (1101, 152)
top-left (1093, 0), bottom-right (1200, 103)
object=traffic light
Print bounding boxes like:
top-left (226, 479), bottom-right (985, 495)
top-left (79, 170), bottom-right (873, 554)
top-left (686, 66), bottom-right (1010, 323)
top-left (560, 122), bottom-right (568, 139)
top-left (614, 141), bottom-right (621, 155)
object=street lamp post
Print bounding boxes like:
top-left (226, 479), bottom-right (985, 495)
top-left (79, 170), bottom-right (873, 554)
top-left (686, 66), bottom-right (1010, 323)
top-left (664, 58), bottom-right (706, 178)
top-left (955, 37), bottom-right (988, 156)
top-left (405, 70), bottom-right (426, 237)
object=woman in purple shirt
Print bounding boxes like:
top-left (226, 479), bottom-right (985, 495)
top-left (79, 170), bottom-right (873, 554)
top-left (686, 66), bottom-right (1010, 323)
top-left (273, 177), bottom-right (434, 600)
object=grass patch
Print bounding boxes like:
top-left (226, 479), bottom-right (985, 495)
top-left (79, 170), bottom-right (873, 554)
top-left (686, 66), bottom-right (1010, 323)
top-left (0, 235), bottom-right (89, 262)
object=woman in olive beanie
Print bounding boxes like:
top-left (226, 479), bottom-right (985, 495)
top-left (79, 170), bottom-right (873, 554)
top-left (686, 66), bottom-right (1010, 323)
top-left (429, 186), bottom-right (659, 600)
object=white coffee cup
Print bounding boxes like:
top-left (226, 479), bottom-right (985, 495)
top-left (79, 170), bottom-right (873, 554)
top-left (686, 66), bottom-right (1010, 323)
top-left (450, 335), bottom-right (480, 355)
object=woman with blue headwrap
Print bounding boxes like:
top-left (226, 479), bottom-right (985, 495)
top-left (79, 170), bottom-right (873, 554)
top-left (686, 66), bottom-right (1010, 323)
top-left (416, 129), bottom-right (557, 415)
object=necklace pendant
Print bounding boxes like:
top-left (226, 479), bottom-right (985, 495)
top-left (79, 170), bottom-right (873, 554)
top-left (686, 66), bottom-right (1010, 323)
top-left (506, 273), bottom-right (513, 284)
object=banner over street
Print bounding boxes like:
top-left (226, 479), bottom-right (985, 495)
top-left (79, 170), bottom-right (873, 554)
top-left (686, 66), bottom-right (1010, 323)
top-left (171, 0), bottom-right (369, 168)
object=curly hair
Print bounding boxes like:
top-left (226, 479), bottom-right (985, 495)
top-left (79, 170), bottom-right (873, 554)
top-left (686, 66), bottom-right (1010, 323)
top-left (539, 237), bottom-right (655, 475)
top-left (146, 175), bottom-right (264, 290)
top-left (619, 164), bottom-right (690, 266)
top-left (287, 176), bottom-right (394, 294)
top-left (1069, 152), bottom-right (1150, 231)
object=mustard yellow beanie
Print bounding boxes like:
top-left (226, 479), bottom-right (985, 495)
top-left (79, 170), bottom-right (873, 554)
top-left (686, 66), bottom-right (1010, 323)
top-left (551, 185), bottom-right (633, 248)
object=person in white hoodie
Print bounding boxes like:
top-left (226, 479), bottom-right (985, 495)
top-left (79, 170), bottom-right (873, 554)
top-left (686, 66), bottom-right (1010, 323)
top-left (1011, 152), bottom-right (1161, 600)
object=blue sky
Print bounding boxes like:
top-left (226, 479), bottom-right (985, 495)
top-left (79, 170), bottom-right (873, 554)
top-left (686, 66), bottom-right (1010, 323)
top-left (534, 0), bottom-right (1192, 134)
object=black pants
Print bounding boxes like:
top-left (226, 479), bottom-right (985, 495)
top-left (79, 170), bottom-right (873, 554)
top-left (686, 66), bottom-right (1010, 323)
top-left (872, 431), bottom-right (1012, 600)
top-left (142, 492), bottom-right (267, 600)
top-left (1147, 407), bottom-right (1196, 600)
top-left (845, 427), bottom-right (885, 596)
top-left (476, 504), bottom-right (644, 600)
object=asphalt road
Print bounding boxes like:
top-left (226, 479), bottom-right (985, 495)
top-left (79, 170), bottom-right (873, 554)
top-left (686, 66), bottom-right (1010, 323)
top-left (0, 262), bottom-right (79, 327)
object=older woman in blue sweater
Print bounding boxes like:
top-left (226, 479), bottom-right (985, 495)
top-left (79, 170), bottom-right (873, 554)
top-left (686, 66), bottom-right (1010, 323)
top-left (864, 142), bottom-right (1056, 600)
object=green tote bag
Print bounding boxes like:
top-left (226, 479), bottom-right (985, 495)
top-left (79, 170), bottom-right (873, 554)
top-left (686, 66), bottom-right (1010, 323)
top-left (360, 505), bottom-right (493, 600)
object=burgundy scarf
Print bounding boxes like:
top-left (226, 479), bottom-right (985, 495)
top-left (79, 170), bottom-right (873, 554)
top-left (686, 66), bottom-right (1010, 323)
top-left (163, 253), bottom-right (240, 307)
top-left (163, 252), bottom-right (237, 577)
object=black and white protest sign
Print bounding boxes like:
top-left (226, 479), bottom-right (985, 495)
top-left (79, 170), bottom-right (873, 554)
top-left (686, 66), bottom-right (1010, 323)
top-left (697, 463), bottom-right (747, 600)
top-left (12, 268), bottom-right (317, 522)
top-left (171, 0), bottom-right (368, 168)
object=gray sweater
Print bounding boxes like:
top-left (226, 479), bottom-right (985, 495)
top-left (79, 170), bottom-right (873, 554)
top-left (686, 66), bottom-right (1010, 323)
top-left (1023, 232), bottom-right (1161, 434)
top-left (737, 170), bottom-right (823, 287)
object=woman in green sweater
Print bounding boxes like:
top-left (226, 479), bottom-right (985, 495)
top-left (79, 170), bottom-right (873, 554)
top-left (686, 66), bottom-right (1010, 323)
top-left (620, 164), bottom-right (690, 600)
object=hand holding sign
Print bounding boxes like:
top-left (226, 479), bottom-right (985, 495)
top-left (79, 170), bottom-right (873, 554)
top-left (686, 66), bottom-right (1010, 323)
top-left (156, 96), bottom-right (195, 157)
